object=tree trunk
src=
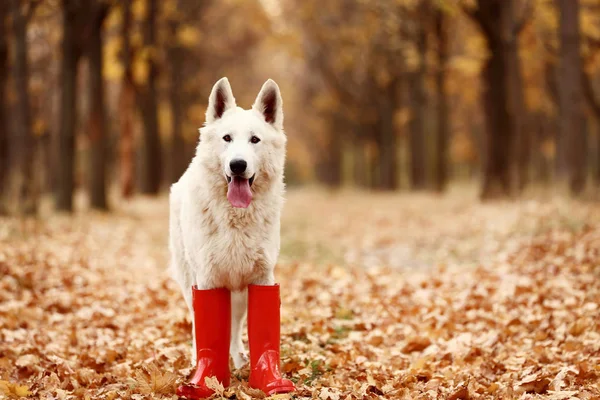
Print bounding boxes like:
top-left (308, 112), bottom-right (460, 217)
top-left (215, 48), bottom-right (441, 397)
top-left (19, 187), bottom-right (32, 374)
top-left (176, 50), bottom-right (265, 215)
top-left (352, 142), bottom-right (368, 187)
top-left (531, 113), bottom-right (549, 183)
top-left (545, 60), bottom-right (567, 179)
top-left (582, 64), bottom-right (600, 186)
top-left (119, 0), bottom-right (135, 198)
top-left (56, 0), bottom-right (80, 212)
top-left (468, 0), bottom-right (515, 199)
top-left (597, 124), bottom-right (600, 186)
top-left (557, 0), bottom-right (586, 194)
top-left (10, 0), bottom-right (36, 214)
top-left (88, 4), bottom-right (109, 210)
top-left (352, 124), bottom-right (368, 187)
top-left (409, 19), bottom-right (428, 190)
top-left (505, 0), bottom-right (528, 192)
top-left (317, 113), bottom-right (342, 187)
top-left (168, 18), bottom-right (185, 183)
top-left (368, 124), bottom-right (380, 189)
top-left (433, 8), bottom-right (449, 192)
top-left (481, 42), bottom-right (513, 199)
top-left (0, 2), bottom-right (9, 214)
top-left (379, 82), bottom-right (397, 190)
top-left (138, 0), bottom-right (162, 194)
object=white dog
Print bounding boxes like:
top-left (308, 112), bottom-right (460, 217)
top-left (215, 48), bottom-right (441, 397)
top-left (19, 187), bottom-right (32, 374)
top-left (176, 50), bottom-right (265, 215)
top-left (169, 78), bottom-right (286, 369)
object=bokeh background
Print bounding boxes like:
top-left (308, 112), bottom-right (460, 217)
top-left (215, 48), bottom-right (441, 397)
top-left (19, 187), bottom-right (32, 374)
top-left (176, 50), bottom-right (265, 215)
top-left (1, 0), bottom-right (600, 213)
top-left (2, 2), bottom-right (600, 398)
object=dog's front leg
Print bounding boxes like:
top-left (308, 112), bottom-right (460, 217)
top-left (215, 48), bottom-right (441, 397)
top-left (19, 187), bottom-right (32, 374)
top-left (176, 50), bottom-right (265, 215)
top-left (180, 217), bottom-right (216, 366)
top-left (230, 289), bottom-right (248, 369)
top-left (251, 270), bottom-right (276, 286)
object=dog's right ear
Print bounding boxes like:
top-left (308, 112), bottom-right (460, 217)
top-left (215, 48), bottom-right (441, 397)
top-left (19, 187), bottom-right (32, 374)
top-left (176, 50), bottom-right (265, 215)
top-left (206, 77), bottom-right (236, 124)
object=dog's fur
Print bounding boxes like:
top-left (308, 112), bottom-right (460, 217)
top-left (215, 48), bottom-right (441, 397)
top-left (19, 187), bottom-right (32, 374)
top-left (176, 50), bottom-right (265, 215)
top-left (169, 78), bottom-right (286, 368)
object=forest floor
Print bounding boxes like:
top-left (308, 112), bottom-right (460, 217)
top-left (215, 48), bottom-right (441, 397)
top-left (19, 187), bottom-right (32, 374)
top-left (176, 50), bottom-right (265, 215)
top-left (0, 187), bottom-right (599, 399)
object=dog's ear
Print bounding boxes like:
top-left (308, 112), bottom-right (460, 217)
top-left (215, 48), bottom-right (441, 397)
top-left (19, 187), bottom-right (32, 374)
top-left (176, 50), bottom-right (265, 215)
top-left (206, 77), bottom-right (236, 124)
top-left (252, 79), bottom-right (283, 130)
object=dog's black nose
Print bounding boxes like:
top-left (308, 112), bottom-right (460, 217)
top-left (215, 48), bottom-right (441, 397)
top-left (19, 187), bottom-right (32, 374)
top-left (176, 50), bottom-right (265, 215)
top-left (230, 159), bottom-right (247, 175)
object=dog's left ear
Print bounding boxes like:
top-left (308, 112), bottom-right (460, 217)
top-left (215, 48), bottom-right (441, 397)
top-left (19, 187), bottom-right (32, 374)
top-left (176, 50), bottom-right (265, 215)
top-left (252, 79), bottom-right (283, 130)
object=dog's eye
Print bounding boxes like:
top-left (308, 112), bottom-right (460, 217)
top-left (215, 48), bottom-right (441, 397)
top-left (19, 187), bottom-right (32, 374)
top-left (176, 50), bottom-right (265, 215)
top-left (223, 135), bottom-right (232, 142)
top-left (250, 136), bottom-right (261, 144)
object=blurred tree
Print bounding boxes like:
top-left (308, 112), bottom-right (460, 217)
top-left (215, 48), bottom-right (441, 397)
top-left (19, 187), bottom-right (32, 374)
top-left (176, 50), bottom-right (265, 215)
top-left (583, 57), bottom-right (600, 186)
top-left (296, 0), bottom-right (405, 190)
top-left (9, 0), bottom-right (39, 214)
top-left (543, 55), bottom-right (560, 179)
top-left (56, 0), bottom-right (84, 212)
top-left (582, 24), bottom-right (600, 186)
top-left (408, 0), bottom-right (430, 190)
top-left (508, 1), bottom-right (531, 192)
top-left (372, 2), bottom-right (401, 190)
top-left (463, 0), bottom-right (531, 199)
top-left (557, 0), bottom-right (586, 194)
top-left (87, 0), bottom-right (111, 210)
top-left (376, 64), bottom-right (399, 190)
top-left (119, 0), bottom-right (136, 198)
top-left (137, 0), bottom-right (162, 195)
top-left (165, 0), bottom-right (209, 183)
top-left (433, 4), bottom-right (449, 193)
top-left (299, 0), bottom-right (359, 188)
top-left (2, 0), bottom-right (596, 208)
top-left (167, 0), bottom-right (185, 184)
top-left (0, 2), bottom-right (8, 214)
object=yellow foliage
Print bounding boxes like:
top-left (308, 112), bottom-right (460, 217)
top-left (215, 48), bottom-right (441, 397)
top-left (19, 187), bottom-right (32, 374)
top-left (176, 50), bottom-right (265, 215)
top-left (436, 0), bottom-right (460, 15)
top-left (187, 104), bottom-right (206, 129)
top-left (104, 37), bottom-right (123, 81)
top-left (394, 108), bottom-right (411, 130)
top-left (464, 34), bottom-right (487, 62)
top-left (106, 6), bottom-right (122, 30)
top-left (404, 46), bottom-right (419, 72)
top-left (312, 92), bottom-right (338, 113)
top-left (132, 0), bottom-right (146, 19)
top-left (451, 131), bottom-right (477, 164)
top-left (534, 0), bottom-right (558, 31)
top-left (132, 46), bottom-right (157, 85)
top-left (584, 52), bottom-right (600, 75)
top-left (541, 138), bottom-right (556, 160)
top-left (177, 25), bottom-right (201, 47)
top-left (163, 0), bottom-right (179, 19)
top-left (133, 58), bottom-right (148, 85)
top-left (158, 102), bottom-right (172, 139)
top-left (374, 67), bottom-right (392, 88)
top-left (525, 86), bottom-right (544, 112)
top-left (450, 57), bottom-right (482, 77)
top-left (33, 119), bottom-right (46, 137)
top-left (130, 31), bottom-right (143, 49)
top-left (581, 5), bottom-right (600, 40)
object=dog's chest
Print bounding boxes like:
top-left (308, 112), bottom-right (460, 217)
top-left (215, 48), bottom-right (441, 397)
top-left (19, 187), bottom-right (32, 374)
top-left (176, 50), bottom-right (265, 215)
top-left (201, 209), bottom-right (273, 290)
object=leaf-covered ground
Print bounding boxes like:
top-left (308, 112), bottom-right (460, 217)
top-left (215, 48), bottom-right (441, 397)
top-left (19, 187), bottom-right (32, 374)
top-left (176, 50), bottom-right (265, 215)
top-left (1, 189), bottom-right (599, 399)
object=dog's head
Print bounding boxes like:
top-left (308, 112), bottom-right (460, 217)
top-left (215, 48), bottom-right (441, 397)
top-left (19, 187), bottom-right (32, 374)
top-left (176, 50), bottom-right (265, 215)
top-left (197, 78), bottom-right (286, 208)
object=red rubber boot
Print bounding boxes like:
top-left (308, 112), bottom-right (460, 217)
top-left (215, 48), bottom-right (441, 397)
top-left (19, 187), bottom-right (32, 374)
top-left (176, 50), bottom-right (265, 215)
top-left (248, 284), bottom-right (295, 395)
top-left (177, 287), bottom-right (231, 399)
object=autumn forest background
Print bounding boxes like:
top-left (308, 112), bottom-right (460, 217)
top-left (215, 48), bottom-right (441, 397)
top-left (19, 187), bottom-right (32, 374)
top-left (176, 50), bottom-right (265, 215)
top-left (1, 0), bottom-right (600, 399)
top-left (0, 0), bottom-right (600, 212)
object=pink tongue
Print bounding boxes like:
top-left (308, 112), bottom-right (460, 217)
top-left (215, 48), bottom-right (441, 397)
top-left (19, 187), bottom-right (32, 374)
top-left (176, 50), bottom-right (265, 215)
top-left (227, 177), bottom-right (252, 208)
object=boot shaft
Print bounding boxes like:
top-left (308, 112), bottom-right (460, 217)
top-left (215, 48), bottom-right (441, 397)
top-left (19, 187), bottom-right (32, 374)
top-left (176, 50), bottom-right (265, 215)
top-left (247, 284), bottom-right (295, 395)
top-left (248, 284), bottom-right (281, 369)
top-left (192, 286), bottom-right (231, 384)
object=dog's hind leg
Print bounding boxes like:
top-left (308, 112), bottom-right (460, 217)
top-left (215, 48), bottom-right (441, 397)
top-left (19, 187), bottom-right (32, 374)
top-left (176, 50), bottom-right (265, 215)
top-left (230, 289), bottom-right (248, 369)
